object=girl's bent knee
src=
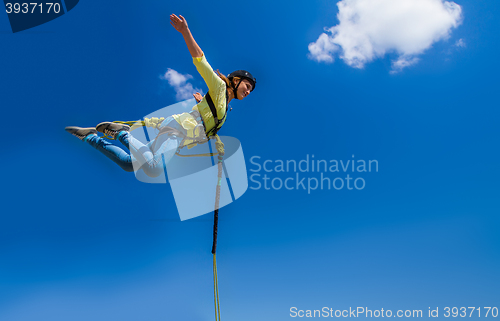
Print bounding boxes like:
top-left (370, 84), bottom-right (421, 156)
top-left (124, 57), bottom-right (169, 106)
top-left (142, 164), bottom-right (164, 178)
top-left (120, 163), bottom-right (135, 172)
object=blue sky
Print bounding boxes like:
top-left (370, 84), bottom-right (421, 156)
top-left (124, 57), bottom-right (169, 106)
top-left (1, 0), bottom-right (499, 320)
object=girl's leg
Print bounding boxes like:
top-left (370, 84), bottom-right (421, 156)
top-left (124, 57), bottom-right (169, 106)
top-left (116, 131), bottom-right (183, 178)
top-left (84, 134), bottom-right (134, 172)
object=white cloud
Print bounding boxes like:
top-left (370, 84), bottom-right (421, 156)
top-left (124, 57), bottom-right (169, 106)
top-left (390, 56), bottom-right (420, 74)
top-left (455, 38), bottom-right (466, 48)
top-left (160, 68), bottom-right (202, 101)
top-left (308, 0), bottom-right (463, 73)
top-left (308, 33), bottom-right (340, 63)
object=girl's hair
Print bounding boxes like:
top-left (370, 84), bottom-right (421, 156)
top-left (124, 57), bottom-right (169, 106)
top-left (216, 70), bottom-right (240, 91)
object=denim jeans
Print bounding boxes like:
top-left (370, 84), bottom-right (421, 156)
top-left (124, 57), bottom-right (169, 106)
top-left (85, 116), bottom-right (185, 178)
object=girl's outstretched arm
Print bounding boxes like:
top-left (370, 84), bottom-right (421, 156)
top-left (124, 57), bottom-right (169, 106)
top-left (170, 14), bottom-right (203, 58)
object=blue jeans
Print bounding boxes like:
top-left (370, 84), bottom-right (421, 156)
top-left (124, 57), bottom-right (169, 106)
top-left (85, 116), bottom-right (185, 178)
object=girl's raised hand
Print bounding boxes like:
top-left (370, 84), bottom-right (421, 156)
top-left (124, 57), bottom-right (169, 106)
top-left (170, 14), bottom-right (188, 34)
top-left (169, 13), bottom-right (202, 58)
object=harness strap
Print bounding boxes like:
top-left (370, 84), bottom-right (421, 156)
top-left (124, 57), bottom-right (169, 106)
top-left (206, 92), bottom-right (219, 128)
top-left (205, 90), bottom-right (229, 137)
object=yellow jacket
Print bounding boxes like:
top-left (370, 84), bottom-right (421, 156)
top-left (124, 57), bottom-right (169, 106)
top-left (172, 54), bottom-right (227, 148)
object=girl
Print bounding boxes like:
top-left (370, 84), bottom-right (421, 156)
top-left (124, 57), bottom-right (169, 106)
top-left (66, 14), bottom-right (256, 177)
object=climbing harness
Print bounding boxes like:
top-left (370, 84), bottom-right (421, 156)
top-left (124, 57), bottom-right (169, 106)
top-left (101, 117), bottom-right (219, 157)
top-left (103, 87), bottom-right (229, 156)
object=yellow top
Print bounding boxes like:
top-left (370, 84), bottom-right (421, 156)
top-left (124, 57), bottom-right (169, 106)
top-left (172, 54), bottom-right (227, 147)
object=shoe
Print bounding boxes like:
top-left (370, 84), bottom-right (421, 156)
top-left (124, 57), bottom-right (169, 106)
top-left (96, 122), bottom-right (130, 139)
top-left (65, 126), bottom-right (97, 140)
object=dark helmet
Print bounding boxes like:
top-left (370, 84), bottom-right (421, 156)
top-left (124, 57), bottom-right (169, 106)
top-left (227, 70), bottom-right (256, 98)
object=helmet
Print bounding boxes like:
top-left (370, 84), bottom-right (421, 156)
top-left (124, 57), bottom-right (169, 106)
top-left (228, 70), bottom-right (256, 93)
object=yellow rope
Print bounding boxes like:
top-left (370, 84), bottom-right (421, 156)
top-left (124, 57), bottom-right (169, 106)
top-left (100, 118), bottom-right (165, 140)
top-left (211, 139), bottom-right (225, 321)
top-left (175, 152), bottom-right (218, 157)
top-left (213, 253), bottom-right (221, 321)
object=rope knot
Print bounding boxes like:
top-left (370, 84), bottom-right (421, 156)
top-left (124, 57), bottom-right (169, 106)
top-left (144, 117), bottom-right (165, 129)
top-left (214, 135), bottom-right (225, 157)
